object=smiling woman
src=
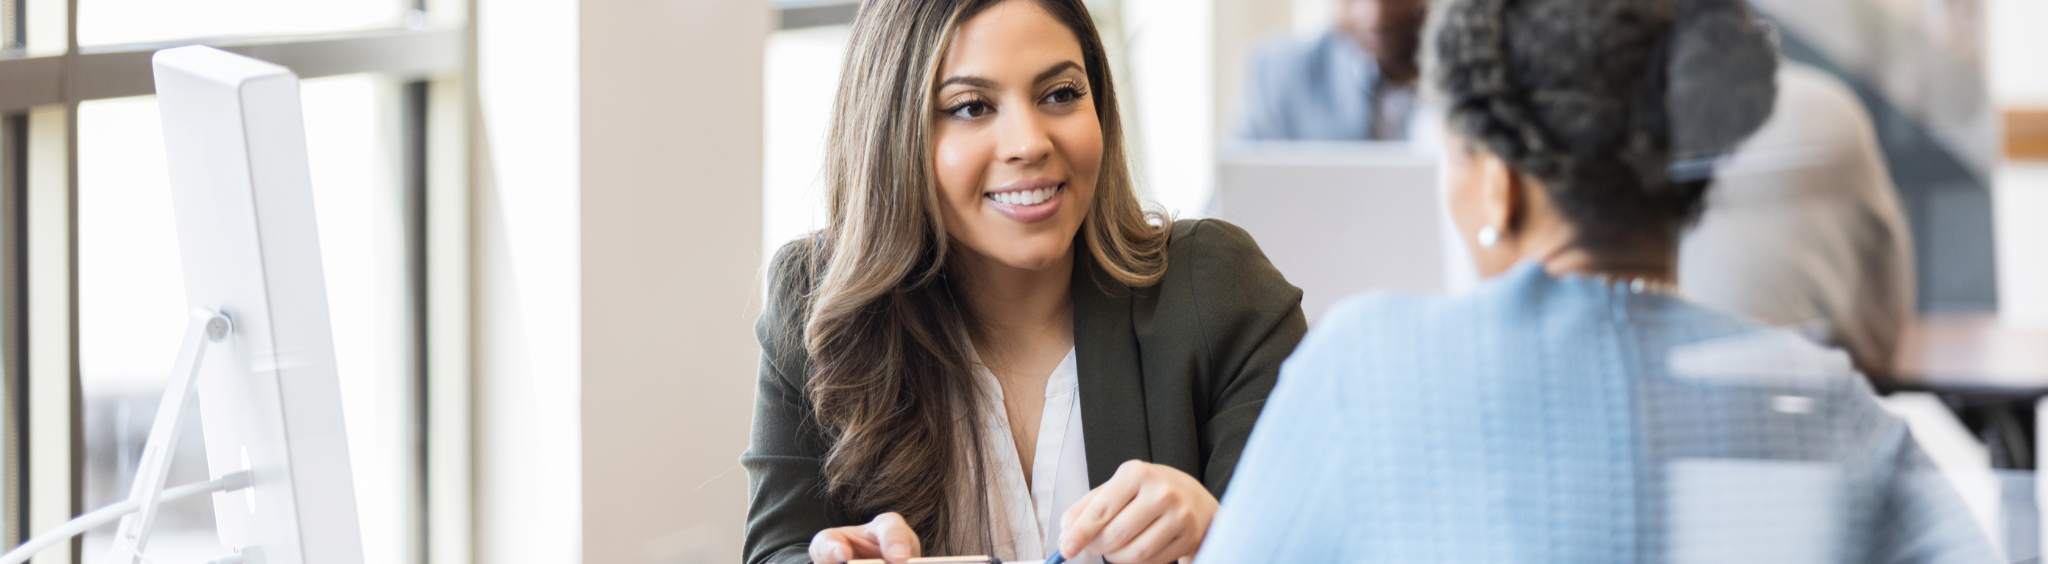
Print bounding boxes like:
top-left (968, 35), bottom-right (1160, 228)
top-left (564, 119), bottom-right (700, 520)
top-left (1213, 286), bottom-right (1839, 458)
top-left (741, 1), bottom-right (1308, 564)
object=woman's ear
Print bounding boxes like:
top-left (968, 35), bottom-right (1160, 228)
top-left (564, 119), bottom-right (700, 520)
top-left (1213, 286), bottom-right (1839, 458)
top-left (1476, 150), bottom-right (1520, 242)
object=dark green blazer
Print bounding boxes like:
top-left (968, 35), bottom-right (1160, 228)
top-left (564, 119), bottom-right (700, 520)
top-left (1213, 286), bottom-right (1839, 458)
top-left (742, 219), bottom-right (1307, 564)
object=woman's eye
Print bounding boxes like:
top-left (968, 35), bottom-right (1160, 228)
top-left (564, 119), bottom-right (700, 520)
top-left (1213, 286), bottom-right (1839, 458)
top-left (1043, 87), bottom-right (1085, 106)
top-left (946, 101), bottom-right (993, 120)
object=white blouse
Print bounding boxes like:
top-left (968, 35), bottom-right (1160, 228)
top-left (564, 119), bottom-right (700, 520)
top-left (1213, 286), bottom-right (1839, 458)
top-left (972, 347), bottom-right (1098, 564)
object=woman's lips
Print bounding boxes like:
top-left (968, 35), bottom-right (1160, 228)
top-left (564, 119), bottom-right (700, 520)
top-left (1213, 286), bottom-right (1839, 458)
top-left (985, 182), bottom-right (1065, 223)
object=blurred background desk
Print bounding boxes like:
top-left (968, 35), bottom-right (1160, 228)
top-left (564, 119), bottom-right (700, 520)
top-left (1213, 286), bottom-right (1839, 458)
top-left (1886, 315), bottom-right (2048, 393)
top-left (1878, 314), bottom-right (2048, 470)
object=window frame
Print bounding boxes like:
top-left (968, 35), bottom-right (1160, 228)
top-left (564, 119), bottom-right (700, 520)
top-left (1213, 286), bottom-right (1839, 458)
top-left (2, 112), bottom-right (28, 553)
top-left (0, 0), bottom-right (471, 561)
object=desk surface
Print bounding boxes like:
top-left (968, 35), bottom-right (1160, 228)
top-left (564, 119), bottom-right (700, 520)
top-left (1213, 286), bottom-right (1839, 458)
top-left (1883, 313), bottom-right (2048, 392)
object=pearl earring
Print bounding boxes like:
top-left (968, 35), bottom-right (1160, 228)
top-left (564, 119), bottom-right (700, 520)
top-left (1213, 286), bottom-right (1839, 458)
top-left (1477, 226), bottom-right (1500, 248)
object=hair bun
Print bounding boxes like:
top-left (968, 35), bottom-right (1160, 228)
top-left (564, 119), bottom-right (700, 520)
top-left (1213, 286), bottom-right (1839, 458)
top-left (1665, 0), bottom-right (1779, 167)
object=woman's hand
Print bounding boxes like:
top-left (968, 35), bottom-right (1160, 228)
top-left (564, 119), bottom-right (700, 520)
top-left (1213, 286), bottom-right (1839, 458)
top-left (1058, 460), bottom-right (1218, 564)
top-left (808, 512), bottom-right (922, 564)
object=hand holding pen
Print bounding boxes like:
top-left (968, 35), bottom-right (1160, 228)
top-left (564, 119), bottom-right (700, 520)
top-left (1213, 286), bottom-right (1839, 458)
top-left (821, 461), bottom-right (1213, 564)
top-left (1053, 461), bottom-right (1216, 564)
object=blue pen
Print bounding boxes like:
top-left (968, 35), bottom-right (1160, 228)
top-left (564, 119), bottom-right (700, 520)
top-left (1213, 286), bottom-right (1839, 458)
top-left (1043, 552), bottom-right (1066, 564)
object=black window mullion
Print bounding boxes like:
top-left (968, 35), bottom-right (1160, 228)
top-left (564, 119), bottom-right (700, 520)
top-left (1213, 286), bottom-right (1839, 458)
top-left (400, 79), bottom-right (430, 564)
top-left (1, 113), bottom-right (28, 552)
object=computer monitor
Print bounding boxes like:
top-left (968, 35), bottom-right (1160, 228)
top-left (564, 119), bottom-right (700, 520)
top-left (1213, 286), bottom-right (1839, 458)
top-left (1213, 141), bottom-right (1460, 323)
top-left (152, 45), bottom-right (365, 564)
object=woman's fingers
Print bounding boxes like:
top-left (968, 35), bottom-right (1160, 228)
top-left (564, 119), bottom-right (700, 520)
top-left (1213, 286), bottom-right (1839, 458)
top-left (864, 512), bottom-right (922, 562)
top-left (809, 527), bottom-right (868, 564)
top-left (807, 530), bottom-right (839, 564)
top-left (1102, 514), bottom-right (1198, 564)
top-left (1059, 460), bottom-right (1150, 557)
top-left (808, 512), bottom-right (918, 564)
top-left (1089, 483), bottom-right (1171, 555)
top-left (1060, 487), bottom-right (1097, 538)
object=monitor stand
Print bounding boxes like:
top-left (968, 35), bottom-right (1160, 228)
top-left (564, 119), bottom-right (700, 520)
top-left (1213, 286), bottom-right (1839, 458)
top-left (0, 309), bottom-right (253, 564)
top-left (105, 308), bottom-right (237, 564)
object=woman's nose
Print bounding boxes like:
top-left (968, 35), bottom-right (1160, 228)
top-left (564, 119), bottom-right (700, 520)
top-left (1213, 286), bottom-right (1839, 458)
top-left (998, 107), bottom-right (1054, 166)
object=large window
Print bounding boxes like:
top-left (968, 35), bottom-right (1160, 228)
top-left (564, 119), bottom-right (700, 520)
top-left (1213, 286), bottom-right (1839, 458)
top-left (0, 0), bottom-right (467, 561)
top-left (762, 23), bottom-right (848, 257)
top-left (74, 94), bottom-right (212, 562)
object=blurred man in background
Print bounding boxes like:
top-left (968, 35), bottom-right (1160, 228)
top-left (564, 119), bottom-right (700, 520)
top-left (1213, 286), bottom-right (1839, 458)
top-left (1234, 0), bottom-right (1429, 141)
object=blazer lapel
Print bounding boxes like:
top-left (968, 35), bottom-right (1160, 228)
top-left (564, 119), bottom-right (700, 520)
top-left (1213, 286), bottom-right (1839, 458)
top-left (1070, 252), bottom-right (1152, 487)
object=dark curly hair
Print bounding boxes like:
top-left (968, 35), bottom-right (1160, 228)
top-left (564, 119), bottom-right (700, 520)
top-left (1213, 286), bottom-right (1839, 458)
top-left (1425, 0), bottom-right (1779, 251)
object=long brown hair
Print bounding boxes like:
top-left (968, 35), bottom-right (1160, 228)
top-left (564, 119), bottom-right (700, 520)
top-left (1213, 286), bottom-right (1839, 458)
top-left (797, 0), bottom-right (1167, 553)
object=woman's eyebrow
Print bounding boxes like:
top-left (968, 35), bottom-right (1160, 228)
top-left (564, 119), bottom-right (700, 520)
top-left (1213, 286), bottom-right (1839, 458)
top-left (1035, 61), bottom-right (1083, 83)
top-left (938, 75), bottom-right (997, 89)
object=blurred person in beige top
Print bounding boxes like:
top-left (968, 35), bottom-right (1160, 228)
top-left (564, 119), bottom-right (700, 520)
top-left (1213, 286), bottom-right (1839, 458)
top-left (1680, 61), bottom-right (1916, 378)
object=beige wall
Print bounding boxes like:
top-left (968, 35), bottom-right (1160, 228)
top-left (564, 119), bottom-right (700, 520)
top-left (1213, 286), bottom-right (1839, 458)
top-left (475, 0), bottom-right (767, 561)
top-left (579, 0), bottom-right (768, 563)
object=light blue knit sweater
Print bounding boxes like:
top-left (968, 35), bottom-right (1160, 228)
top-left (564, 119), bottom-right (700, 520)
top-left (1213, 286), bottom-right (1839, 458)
top-left (1198, 262), bottom-right (1997, 564)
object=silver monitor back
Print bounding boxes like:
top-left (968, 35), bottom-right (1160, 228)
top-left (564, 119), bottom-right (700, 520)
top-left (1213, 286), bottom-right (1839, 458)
top-left (152, 45), bottom-right (365, 564)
